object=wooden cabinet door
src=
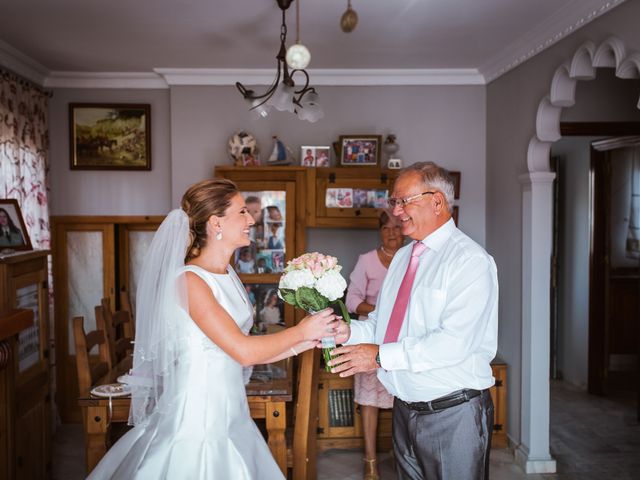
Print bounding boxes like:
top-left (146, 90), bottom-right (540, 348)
top-left (15, 388), bottom-right (49, 479)
top-left (51, 216), bottom-right (164, 422)
top-left (53, 222), bottom-right (115, 422)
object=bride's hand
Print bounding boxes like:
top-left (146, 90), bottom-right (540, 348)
top-left (297, 308), bottom-right (337, 341)
top-left (293, 339), bottom-right (321, 354)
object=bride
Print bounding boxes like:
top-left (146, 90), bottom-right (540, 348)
top-left (88, 179), bottom-right (337, 479)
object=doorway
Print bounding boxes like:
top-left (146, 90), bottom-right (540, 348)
top-left (550, 122), bottom-right (640, 396)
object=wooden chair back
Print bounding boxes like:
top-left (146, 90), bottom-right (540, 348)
top-left (119, 289), bottom-right (134, 323)
top-left (287, 348), bottom-right (320, 480)
top-left (98, 297), bottom-right (134, 375)
top-left (72, 314), bottom-right (112, 396)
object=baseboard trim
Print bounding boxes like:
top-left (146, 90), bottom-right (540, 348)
top-left (515, 445), bottom-right (557, 473)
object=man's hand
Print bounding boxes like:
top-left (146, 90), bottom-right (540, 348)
top-left (326, 343), bottom-right (379, 377)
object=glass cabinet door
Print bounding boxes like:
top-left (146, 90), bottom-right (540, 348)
top-left (233, 181), bottom-right (296, 331)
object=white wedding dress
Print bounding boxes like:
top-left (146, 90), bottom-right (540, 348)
top-left (88, 265), bottom-right (285, 479)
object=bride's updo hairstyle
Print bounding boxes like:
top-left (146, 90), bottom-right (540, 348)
top-left (181, 178), bottom-right (238, 262)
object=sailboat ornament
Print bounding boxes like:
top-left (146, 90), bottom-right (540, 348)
top-left (267, 136), bottom-right (295, 166)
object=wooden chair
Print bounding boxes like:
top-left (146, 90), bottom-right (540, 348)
top-left (287, 348), bottom-right (320, 480)
top-left (72, 315), bottom-right (112, 397)
top-left (98, 298), bottom-right (134, 376)
top-left (119, 289), bottom-right (134, 322)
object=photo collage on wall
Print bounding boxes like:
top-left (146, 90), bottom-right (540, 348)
top-left (243, 283), bottom-right (285, 335)
top-left (325, 188), bottom-right (388, 209)
top-left (234, 191), bottom-right (286, 274)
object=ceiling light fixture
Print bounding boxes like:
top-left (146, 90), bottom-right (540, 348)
top-left (236, 0), bottom-right (323, 123)
top-left (340, 0), bottom-right (358, 33)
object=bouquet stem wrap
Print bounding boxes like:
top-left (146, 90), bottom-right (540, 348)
top-left (278, 253), bottom-right (351, 372)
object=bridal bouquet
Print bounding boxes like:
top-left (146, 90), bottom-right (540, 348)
top-left (278, 252), bottom-right (350, 370)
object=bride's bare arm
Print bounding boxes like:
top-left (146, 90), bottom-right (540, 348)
top-left (186, 272), bottom-right (335, 366)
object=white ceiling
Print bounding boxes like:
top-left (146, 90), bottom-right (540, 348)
top-left (0, 0), bottom-right (627, 87)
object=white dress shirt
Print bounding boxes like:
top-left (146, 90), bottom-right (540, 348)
top-left (346, 218), bottom-right (498, 402)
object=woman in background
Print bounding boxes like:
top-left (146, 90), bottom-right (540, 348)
top-left (345, 211), bottom-right (404, 480)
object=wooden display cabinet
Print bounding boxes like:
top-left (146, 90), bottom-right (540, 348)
top-left (310, 167), bottom-right (400, 229)
top-left (215, 167), bottom-right (310, 329)
top-left (317, 362), bottom-right (507, 451)
top-left (0, 250), bottom-right (52, 479)
top-left (317, 369), bottom-right (392, 452)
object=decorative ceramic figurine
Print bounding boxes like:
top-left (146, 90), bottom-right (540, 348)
top-left (228, 131), bottom-right (259, 167)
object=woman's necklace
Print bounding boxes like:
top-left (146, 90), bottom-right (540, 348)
top-left (379, 246), bottom-right (395, 258)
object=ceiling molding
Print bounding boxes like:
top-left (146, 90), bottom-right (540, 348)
top-left (0, 39), bottom-right (49, 85)
top-left (481, 0), bottom-right (627, 83)
top-left (155, 68), bottom-right (485, 86)
top-left (44, 72), bottom-right (168, 89)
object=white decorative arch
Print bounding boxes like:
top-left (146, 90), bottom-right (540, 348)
top-left (519, 36), bottom-right (640, 474)
top-left (550, 61), bottom-right (576, 107)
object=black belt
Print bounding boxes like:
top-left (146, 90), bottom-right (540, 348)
top-left (396, 389), bottom-right (482, 413)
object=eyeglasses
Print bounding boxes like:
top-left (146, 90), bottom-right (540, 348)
top-left (387, 191), bottom-right (436, 208)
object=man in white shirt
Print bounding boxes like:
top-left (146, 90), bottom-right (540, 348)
top-left (330, 162), bottom-right (498, 480)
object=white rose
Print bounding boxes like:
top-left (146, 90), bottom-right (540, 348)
top-left (279, 268), bottom-right (316, 290)
top-left (314, 270), bottom-right (347, 301)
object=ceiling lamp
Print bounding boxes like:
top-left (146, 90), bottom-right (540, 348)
top-left (236, 0), bottom-right (323, 123)
top-left (340, 0), bottom-right (358, 33)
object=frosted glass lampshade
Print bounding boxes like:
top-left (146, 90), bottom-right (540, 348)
top-left (286, 43), bottom-right (311, 69)
top-left (250, 99), bottom-right (270, 118)
top-left (297, 92), bottom-right (324, 123)
top-left (267, 83), bottom-right (296, 113)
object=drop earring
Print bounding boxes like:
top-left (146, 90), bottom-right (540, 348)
top-left (216, 229), bottom-right (223, 240)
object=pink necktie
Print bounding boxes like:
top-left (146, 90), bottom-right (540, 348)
top-left (383, 241), bottom-right (427, 343)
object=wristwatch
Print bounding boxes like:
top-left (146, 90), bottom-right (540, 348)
top-left (375, 351), bottom-right (381, 368)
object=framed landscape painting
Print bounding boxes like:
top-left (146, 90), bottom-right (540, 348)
top-left (69, 103), bottom-right (151, 170)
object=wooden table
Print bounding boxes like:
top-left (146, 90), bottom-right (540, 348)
top-left (78, 375), bottom-right (292, 475)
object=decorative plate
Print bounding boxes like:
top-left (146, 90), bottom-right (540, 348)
top-left (91, 383), bottom-right (131, 398)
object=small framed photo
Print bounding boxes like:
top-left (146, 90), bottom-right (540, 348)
top-left (69, 103), bottom-right (151, 170)
top-left (325, 188), bottom-right (353, 208)
top-left (0, 199), bottom-right (32, 251)
top-left (300, 146), bottom-right (331, 167)
top-left (338, 135), bottom-right (382, 167)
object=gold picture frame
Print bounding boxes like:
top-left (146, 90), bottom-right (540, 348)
top-left (69, 103), bottom-right (151, 170)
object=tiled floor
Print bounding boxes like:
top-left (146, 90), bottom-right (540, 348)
top-left (53, 381), bottom-right (639, 479)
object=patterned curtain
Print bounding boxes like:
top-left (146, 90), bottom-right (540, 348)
top-left (0, 69), bottom-right (50, 249)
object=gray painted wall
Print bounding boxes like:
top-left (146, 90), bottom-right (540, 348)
top-left (168, 84), bottom-right (487, 278)
top-left (486, 0), bottom-right (640, 444)
top-left (49, 88), bottom-right (172, 215)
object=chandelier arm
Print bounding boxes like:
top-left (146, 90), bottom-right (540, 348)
top-left (291, 69), bottom-right (310, 95)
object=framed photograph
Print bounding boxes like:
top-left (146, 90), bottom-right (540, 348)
top-left (325, 188), bottom-right (353, 208)
top-left (300, 146), bottom-right (331, 167)
top-left (0, 199), bottom-right (32, 251)
top-left (338, 135), bottom-right (382, 166)
top-left (69, 103), bottom-right (151, 170)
